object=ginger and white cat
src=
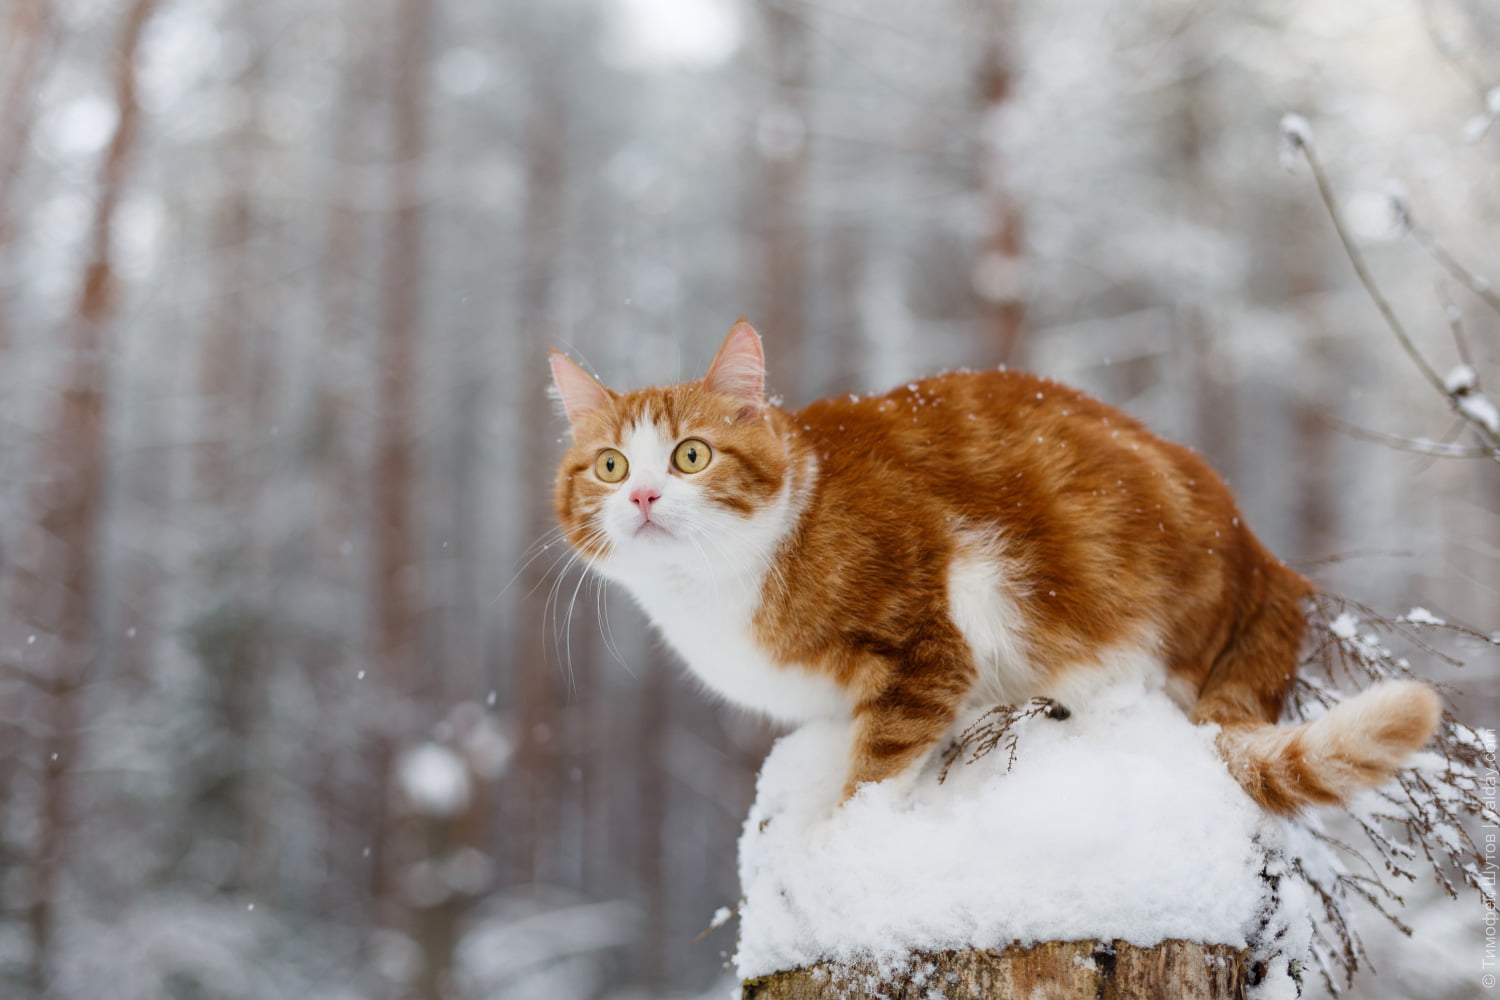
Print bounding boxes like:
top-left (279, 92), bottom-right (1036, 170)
top-left (549, 321), bottom-right (1441, 814)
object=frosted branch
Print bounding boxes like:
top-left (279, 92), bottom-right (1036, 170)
top-left (1286, 592), bottom-right (1500, 987)
top-left (1284, 121), bottom-right (1500, 459)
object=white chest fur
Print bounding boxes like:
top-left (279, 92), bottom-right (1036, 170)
top-left (592, 437), bottom-right (847, 724)
top-left (618, 567), bottom-right (850, 724)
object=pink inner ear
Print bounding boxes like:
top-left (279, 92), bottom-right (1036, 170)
top-left (704, 321), bottom-right (765, 404)
top-left (549, 351), bottom-right (613, 424)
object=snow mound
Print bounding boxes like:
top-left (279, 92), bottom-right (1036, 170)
top-left (735, 678), bottom-right (1282, 980)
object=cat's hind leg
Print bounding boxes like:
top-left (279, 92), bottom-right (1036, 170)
top-left (841, 623), bottom-right (976, 802)
top-left (1188, 562), bottom-right (1311, 729)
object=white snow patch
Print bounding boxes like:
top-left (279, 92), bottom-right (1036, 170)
top-left (1400, 607), bottom-right (1445, 626)
top-left (1443, 364), bottom-right (1478, 395)
top-left (1457, 391), bottom-right (1499, 434)
top-left (735, 678), bottom-right (1277, 980)
top-left (1444, 364), bottom-right (1500, 433)
top-left (1278, 114), bottom-right (1312, 170)
top-left (1279, 113), bottom-right (1313, 146)
top-left (398, 743), bottom-right (471, 817)
top-left (1328, 612), bottom-right (1360, 640)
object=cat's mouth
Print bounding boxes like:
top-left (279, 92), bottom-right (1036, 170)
top-left (632, 519), bottom-right (673, 539)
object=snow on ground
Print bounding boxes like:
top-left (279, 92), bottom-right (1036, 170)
top-left (735, 676), bottom-right (1296, 982)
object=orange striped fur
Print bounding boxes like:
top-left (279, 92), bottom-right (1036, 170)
top-left (550, 322), bottom-right (1441, 814)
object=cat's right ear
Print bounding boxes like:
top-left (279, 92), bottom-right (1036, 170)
top-left (704, 319), bottom-right (766, 414)
top-left (549, 351), bottom-right (613, 427)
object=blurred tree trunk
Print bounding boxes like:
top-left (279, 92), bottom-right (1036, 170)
top-left (405, 709), bottom-right (496, 1000)
top-left (1282, 221), bottom-right (1338, 563)
top-left (743, 940), bottom-right (1249, 999)
top-left (196, 12), bottom-right (267, 509)
top-left (634, 655), bottom-right (671, 992)
top-left (751, 0), bottom-right (811, 398)
top-left (370, 0), bottom-right (438, 977)
top-left (370, 3), bottom-right (450, 995)
top-left (1291, 332), bottom-right (1337, 560)
top-left (0, 0), bottom-right (58, 940)
top-left (5, 0), bottom-right (159, 993)
top-left (971, 3), bottom-right (1026, 368)
top-left (373, 0), bottom-right (433, 707)
top-left (1169, 19), bottom-right (1238, 479)
top-left (509, 73), bottom-right (567, 887)
top-left (1185, 311), bottom-right (1238, 479)
top-left (315, 23), bottom-right (370, 585)
top-left (0, 0), bottom-right (54, 206)
top-left (192, 0), bottom-right (276, 896)
top-left (1273, 91), bottom-right (1338, 561)
top-left (823, 228), bottom-right (864, 397)
top-left (0, 0), bottom-right (57, 353)
top-left (315, 2), bottom-right (380, 924)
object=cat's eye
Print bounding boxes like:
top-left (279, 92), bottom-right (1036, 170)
top-left (672, 438), bottom-right (712, 474)
top-left (595, 448), bottom-right (628, 483)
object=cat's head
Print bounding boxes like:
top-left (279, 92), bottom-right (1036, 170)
top-left (549, 322), bottom-right (795, 577)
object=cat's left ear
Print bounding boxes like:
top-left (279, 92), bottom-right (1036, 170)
top-left (704, 320), bottom-right (766, 412)
top-left (549, 350), bottom-right (614, 427)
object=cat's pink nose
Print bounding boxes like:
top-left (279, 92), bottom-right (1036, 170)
top-left (631, 487), bottom-right (661, 518)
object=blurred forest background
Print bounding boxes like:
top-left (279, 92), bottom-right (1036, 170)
top-left (0, 0), bottom-right (1496, 997)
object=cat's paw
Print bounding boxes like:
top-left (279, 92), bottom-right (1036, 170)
top-left (839, 764), bottom-right (921, 809)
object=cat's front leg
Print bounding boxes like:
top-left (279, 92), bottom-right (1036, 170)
top-left (841, 624), bottom-right (976, 802)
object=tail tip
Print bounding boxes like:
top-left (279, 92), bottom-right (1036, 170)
top-left (1219, 679), bottom-right (1445, 815)
top-left (1357, 679), bottom-right (1443, 753)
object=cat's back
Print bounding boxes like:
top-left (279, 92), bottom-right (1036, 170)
top-left (792, 368), bottom-right (1164, 496)
top-left (775, 366), bottom-right (1290, 698)
top-left (782, 366), bottom-right (1252, 616)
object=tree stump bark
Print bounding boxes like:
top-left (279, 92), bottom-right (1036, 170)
top-left (742, 939), bottom-right (1249, 1000)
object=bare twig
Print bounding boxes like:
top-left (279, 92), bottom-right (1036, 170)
top-left (1416, 0), bottom-right (1494, 100)
top-left (1434, 282), bottom-right (1476, 370)
top-left (1282, 117), bottom-right (1500, 458)
top-left (937, 697), bottom-right (1068, 783)
top-left (1293, 548), bottom-right (1416, 570)
top-left (1281, 119), bottom-right (1447, 396)
top-left (693, 903), bottom-right (741, 943)
top-left (1319, 414), bottom-right (1493, 459)
top-left (1285, 592), bottom-right (1500, 989)
top-left (1398, 200), bottom-right (1500, 317)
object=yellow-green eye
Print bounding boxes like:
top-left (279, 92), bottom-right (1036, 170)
top-left (672, 438), bottom-right (712, 474)
top-left (595, 448), bottom-right (628, 483)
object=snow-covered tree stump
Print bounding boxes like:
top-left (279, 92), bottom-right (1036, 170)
top-left (743, 939), bottom-right (1249, 999)
top-left (731, 680), bottom-right (1305, 1000)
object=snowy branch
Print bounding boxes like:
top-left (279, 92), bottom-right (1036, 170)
top-left (1281, 115), bottom-right (1500, 461)
top-left (1288, 592), bottom-right (1500, 991)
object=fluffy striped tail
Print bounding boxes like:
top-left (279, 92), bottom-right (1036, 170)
top-left (1215, 680), bottom-right (1442, 815)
